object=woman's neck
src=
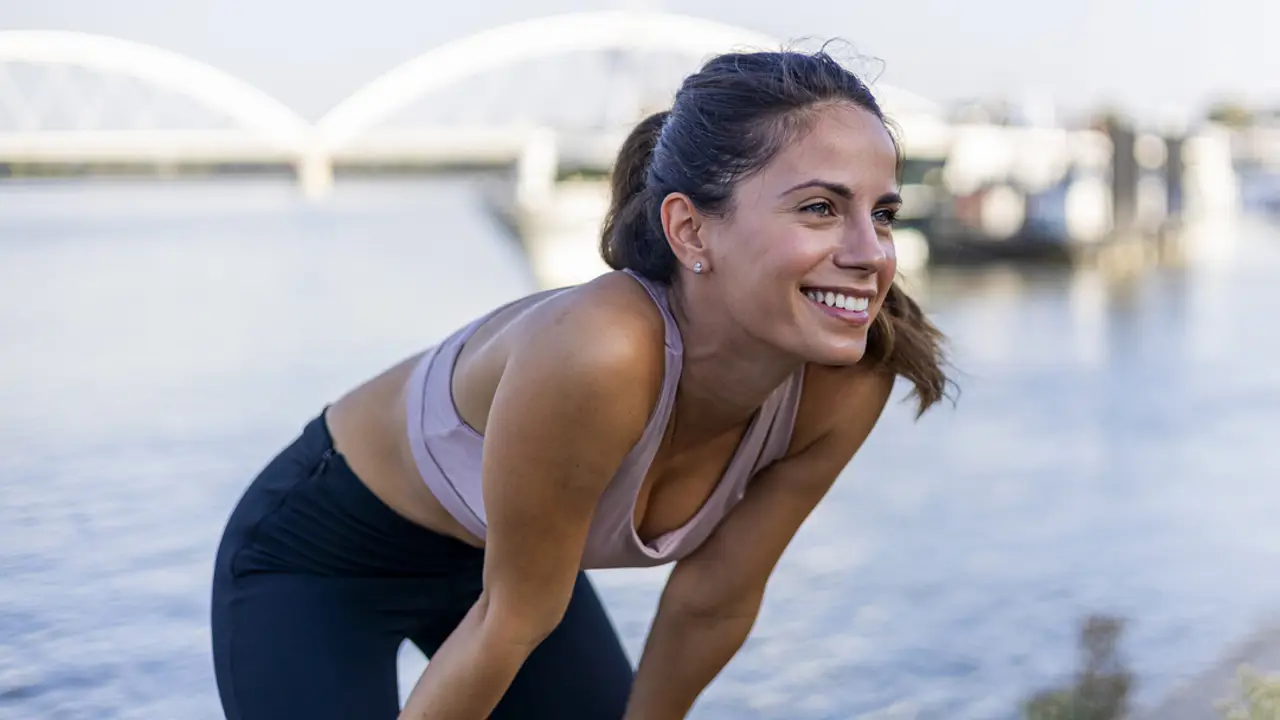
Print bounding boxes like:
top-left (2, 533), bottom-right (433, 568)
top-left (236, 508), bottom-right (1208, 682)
top-left (665, 279), bottom-right (802, 444)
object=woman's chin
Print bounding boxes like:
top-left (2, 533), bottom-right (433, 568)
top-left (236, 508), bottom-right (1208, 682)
top-left (802, 338), bottom-right (868, 367)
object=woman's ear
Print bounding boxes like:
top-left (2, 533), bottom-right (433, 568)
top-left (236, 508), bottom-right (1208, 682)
top-left (660, 192), bottom-right (710, 274)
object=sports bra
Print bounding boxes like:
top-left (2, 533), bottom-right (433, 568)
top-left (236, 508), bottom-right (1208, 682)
top-left (404, 269), bottom-right (804, 569)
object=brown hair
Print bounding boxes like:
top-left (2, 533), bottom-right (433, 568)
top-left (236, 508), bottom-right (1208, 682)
top-left (600, 48), bottom-right (955, 416)
top-left (865, 285), bottom-right (953, 416)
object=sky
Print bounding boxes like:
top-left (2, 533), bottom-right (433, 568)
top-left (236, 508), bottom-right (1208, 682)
top-left (1, 0), bottom-right (1276, 125)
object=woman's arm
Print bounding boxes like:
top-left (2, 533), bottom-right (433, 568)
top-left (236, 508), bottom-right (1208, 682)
top-left (624, 369), bottom-right (896, 720)
top-left (399, 292), bottom-right (664, 720)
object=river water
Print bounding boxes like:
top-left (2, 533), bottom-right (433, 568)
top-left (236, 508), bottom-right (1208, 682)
top-left (1, 177), bottom-right (1278, 719)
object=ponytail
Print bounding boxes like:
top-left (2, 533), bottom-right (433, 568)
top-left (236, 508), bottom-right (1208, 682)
top-left (600, 110), bottom-right (678, 281)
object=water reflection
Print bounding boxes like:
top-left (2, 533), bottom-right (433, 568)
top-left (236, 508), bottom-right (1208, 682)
top-left (1, 179), bottom-right (1277, 719)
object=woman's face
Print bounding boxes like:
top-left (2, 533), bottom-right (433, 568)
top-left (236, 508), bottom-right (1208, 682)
top-left (701, 102), bottom-right (901, 366)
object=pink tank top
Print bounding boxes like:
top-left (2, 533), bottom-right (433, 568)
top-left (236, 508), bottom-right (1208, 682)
top-left (404, 270), bottom-right (805, 570)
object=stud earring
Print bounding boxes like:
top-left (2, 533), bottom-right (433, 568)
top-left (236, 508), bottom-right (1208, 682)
top-left (693, 261), bottom-right (704, 274)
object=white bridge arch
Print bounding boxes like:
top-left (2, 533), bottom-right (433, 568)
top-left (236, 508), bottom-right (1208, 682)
top-left (315, 10), bottom-right (940, 151)
top-left (0, 12), bottom-right (946, 196)
top-left (0, 30), bottom-right (313, 153)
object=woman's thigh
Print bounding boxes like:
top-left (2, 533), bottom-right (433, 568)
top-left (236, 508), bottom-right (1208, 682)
top-left (212, 572), bottom-right (408, 720)
top-left (211, 413), bottom-right (486, 719)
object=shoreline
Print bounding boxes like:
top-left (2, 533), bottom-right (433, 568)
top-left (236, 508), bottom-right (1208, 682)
top-left (1136, 616), bottom-right (1280, 719)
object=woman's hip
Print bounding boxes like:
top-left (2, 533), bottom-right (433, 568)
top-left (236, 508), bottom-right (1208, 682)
top-left (214, 411), bottom-right (484, 582)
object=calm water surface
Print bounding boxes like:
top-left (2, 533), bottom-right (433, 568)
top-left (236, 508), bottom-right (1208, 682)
top-left (2, 178), bottom-right (1278, 719)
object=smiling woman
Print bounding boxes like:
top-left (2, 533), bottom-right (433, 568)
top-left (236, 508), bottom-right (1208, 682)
top-left (210, 46), bottom-right (954, 720)
top-left (601, 50), bottom-right (948, 411)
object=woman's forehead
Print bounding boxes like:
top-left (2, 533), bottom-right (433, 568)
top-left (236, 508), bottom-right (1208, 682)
top-left (759, 105), bottom-right (898, 192)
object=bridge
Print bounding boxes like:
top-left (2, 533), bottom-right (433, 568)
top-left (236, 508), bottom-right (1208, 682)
top-left (0, 11), bottom-right (960, 288)
top-left (0, 10), bottom-right (947, 200)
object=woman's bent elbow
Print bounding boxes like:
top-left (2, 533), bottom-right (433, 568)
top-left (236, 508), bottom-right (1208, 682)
top-left (477, 591), bottom-right (567, 652)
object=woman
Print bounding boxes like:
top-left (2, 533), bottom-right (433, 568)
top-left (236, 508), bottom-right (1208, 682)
top-left (211, 47), bottom-right (951, 720)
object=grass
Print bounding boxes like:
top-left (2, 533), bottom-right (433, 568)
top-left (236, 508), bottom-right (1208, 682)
top-left (1218, 665), bottom-right (1280, 720)
top-left (1023, 615), bottom-right (1280, 719)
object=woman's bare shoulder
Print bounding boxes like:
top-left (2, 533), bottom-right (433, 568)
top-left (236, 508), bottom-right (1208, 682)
top-left (506, 272), bottom-right (667, 373)
top-left (454, 272), bottom-right (670, 436)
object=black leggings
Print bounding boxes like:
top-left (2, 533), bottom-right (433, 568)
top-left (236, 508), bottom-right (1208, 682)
top-left (210, 413), bottom-right (634, 719)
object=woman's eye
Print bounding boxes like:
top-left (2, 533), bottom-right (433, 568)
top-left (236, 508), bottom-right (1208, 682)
top-left (873, 207), bottom-right (900, 227)
top-left (800, 201), bottom-right (835, 217)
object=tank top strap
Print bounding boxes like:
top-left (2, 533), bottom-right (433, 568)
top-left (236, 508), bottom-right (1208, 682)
top-left (620, 269), bottom-right (683, 353)
top-left (754, 365), bottom-right (807, 472)
top-left (451, 294), bottom-right (528, 347)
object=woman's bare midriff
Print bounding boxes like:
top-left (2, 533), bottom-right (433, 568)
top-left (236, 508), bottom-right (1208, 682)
top-left (324, 354), bottom-right (487, 549)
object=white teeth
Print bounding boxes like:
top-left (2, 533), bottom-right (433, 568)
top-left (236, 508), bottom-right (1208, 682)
top-left (804, 289), bottom-right (871, 313)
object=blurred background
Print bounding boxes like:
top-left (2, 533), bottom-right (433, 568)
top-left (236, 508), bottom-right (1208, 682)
top-left (1, 1), bottom-right (1278, 718)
